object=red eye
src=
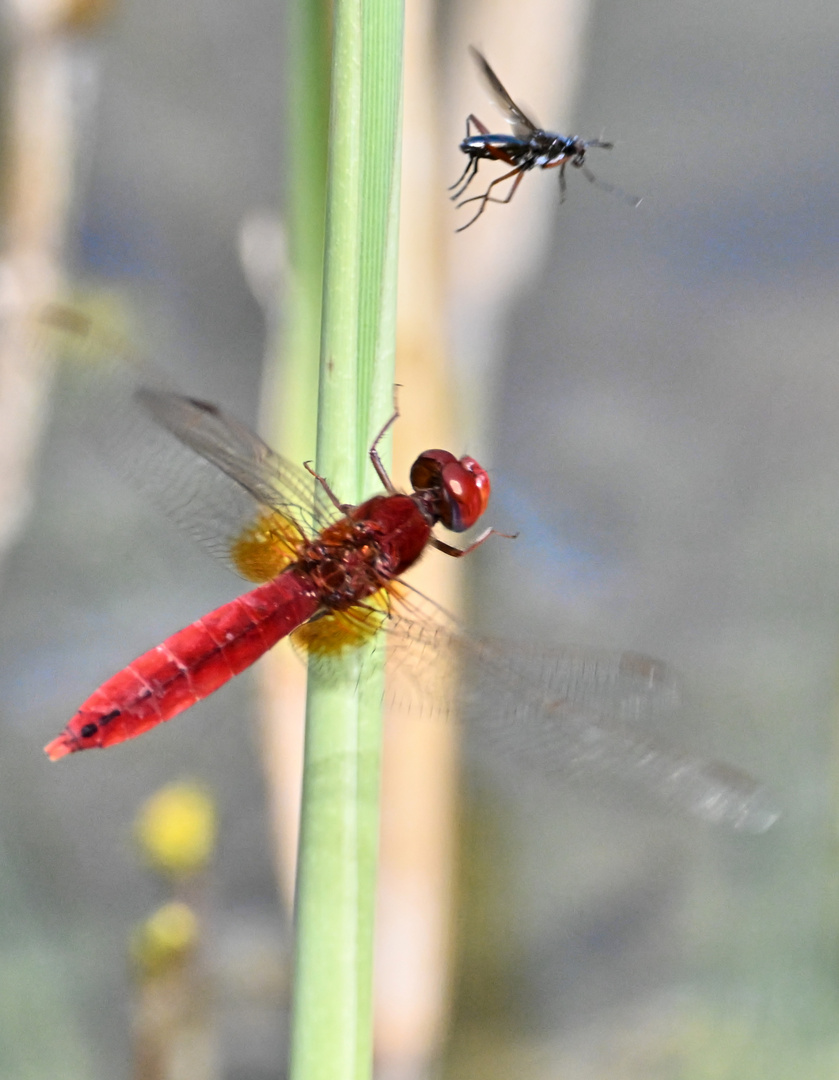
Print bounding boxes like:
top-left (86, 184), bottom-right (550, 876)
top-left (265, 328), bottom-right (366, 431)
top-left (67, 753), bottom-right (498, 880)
top-left (409, 449), bottom-right (458, 492)
top-left (410, 451), bottom-right (491, 532)
top-left (442, 456), bottom-right (490, 531)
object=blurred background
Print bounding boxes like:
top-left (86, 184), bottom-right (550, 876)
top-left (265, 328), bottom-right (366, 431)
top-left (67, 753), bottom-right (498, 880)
top-left (1, 0), bottom-right (837, 1076)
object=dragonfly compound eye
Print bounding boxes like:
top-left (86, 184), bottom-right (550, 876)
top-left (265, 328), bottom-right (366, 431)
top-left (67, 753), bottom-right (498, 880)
top-left (409, 449), bottom-right (459, 492)
top-left (443, 456), bottom-right (491, 531)
top-left (412, 451), bottom-right (491, 532)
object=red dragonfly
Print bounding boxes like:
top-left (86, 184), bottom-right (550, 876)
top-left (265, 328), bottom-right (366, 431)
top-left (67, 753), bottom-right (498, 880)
top-left (42, 310), bottom-right (777, 832)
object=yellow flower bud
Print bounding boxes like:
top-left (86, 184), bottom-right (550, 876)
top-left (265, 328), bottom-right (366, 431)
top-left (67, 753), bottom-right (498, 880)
top-left (134, 782), bottom-right (216, 878)
top-left (131, 901), bottom-right (198, 977)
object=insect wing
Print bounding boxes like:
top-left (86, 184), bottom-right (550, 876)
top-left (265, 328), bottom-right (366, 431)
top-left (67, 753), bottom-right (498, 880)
top-left (380, 592), bottom-right (778, 833)
top-left (41, 306), bottom-right (332, 582)
top-left (469, 46), bottom-right (540, 138)
top-left (136, 389), bottom-right (338, 532)
top-left (472, 694), bottom-right (780, 833)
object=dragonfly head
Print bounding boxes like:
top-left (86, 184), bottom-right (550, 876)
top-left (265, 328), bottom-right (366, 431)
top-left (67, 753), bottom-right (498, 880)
top-left (410, 450), bottom-right (491, 532)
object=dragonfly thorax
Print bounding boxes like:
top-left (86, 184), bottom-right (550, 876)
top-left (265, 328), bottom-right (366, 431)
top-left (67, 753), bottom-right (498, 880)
top-left (298, 522), bottom-right (390, 610)
top-left (299, 494), bottom-right (432, 609)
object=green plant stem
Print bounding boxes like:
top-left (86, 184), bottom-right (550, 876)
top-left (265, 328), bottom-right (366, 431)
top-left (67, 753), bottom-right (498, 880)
top-left (353, 1), bottom-right (404, 1065)
top-left (288, 0), bottom-right (404, 1075)
top-left (271, 0), bottom-right (331, 461)
top-left (356, 0), bottom-right (403, 486)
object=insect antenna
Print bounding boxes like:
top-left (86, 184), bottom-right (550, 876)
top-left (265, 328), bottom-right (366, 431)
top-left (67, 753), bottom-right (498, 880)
top-left (579, 165), bottom-right (641, 208)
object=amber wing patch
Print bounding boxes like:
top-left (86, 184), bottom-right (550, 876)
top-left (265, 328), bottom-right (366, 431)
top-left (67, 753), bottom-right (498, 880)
top-left (292, 587), bottom-right (394, 656)
top-left (230, 510), bottom-right (305, 582)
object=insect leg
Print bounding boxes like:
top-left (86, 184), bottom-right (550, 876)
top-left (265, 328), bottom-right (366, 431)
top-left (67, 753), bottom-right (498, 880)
top-left (476, 167), bottom-right (526, 207)
top-left (448, 115), bottom-right (492, 195)
top-left (429, 527), bottom-right (518, 558)
top-left (449, 156), bottom-right (479, 199)
top-left (541, 154), bottom-right (571, 202)
top-left (368, 394), bottom-right (401, 494)
top-left (303, 461), bottom-right (352, 513)
top-left (466, 113), bottom-right (490, 137)
top-left (455, 167), bottom-right (525, 231)
top-left (307, 390), bottom-right (402, 500)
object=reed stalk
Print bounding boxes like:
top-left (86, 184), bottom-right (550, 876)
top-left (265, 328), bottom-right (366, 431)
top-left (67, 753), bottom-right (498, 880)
top-left (288, 0), bottom-right (403, 1075)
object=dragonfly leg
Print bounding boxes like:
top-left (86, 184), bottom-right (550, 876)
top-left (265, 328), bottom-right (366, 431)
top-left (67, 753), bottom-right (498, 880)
top-left (368, 389), bottom-right (401, 493)
top-left (303, 461), bottom-right (352, 513)
top-left (305, 391), bottom-right (402, 504)
top-left (351, 590), bottom-right (396, 620)
top-left (429, 526), bottom-right (518, 558)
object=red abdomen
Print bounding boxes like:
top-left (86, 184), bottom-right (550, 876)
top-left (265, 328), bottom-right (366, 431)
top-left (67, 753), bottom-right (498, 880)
top-left (45, 568), bottom-right (320, 758)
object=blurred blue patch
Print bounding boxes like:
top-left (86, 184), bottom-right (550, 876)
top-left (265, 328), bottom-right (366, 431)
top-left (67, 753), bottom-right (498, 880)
top-left (668, 165), bottom-right (839, 285)
top-left (492, 479), bottom-right (620, 597)
top-left (73, 184), bottom-right (173, 286)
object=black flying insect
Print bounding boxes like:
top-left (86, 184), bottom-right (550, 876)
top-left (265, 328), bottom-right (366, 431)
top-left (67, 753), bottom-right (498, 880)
top-left (451, 47), bottom-right (639, 231)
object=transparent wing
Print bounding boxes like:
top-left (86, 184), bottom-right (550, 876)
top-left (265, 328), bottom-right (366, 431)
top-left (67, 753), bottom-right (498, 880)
top-left (469, 46), bottom-right (541, 138)
top-left (135, 389), bottom-right (338, 532)
top-left (41, 305), bottom-right (336, 580)
top-left (376, 590), bottom-right (779, 833)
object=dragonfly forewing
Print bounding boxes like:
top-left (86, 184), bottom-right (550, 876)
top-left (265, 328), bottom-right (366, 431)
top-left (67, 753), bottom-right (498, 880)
top-left (39, 306), bottom-right (334, 579)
